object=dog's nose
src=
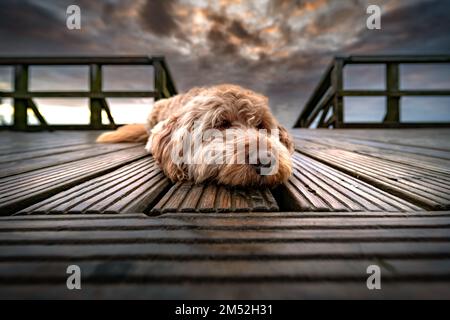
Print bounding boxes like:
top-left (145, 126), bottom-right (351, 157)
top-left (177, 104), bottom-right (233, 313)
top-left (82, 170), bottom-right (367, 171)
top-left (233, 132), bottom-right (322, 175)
top-left (251, 160), bottom-right (272, 175)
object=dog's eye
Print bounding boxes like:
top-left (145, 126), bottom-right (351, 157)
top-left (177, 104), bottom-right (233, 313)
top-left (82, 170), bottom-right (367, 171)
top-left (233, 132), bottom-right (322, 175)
top-left (257, 123), bottom-right (265, 130)
top-left (217, 120), bottom-right (232, 130)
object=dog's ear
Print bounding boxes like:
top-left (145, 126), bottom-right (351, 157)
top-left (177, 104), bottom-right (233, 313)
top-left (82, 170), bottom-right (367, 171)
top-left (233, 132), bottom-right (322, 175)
top-left (150, 116), bottom-right (188, 182)
top-left (277, 124), bottom-right (295, 154)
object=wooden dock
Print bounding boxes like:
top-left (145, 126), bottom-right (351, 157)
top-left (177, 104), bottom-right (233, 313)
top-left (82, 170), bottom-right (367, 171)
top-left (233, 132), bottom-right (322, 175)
top-left (1, 129), bottom-right (449, 299)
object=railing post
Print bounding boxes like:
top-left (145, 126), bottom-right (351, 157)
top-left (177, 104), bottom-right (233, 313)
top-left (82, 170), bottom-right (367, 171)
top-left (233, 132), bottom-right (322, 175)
top-left (89, 64), bottom-right (102, 129)
top-left (13, 64), bottom-right (28, 131)
top-left (331, 59), bottom-right (344, 128)
top-left (317, 104), bottom-right (331, 128)
top-left (385, 62), bottom-right (400, 124)
top-left (153, 59), bottom-right (163, 101)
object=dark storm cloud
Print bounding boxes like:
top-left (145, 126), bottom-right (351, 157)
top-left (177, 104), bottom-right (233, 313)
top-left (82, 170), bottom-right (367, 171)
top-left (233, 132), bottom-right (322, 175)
top-left (227, 19), bottom-right (264, 46)
top-left (204, 11), bottom-right (265, 56)
top-left (0, 0), bottom-right (112, 54)
top-left (343, 0), bottom-right (450, 53)
top-left (207, 28), bottom-right (239, 55)
top-left (139, 0), bottom-right (181, 37)
top-left (0, 0), bottom-right (60, 37)
top-left (268, 0), bottom-right (328, 15)
top-left (0, 0), bottom-right (67, 51)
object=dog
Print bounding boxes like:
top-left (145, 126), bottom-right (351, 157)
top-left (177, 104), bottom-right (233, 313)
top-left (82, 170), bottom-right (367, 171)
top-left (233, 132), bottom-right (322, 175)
top-left (97, 84), bottom-right (294, 187)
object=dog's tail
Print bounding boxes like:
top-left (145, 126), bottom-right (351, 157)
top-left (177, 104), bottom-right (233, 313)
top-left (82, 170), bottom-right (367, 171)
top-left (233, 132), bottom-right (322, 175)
top-left (96, 124), bottom-right (148, 143)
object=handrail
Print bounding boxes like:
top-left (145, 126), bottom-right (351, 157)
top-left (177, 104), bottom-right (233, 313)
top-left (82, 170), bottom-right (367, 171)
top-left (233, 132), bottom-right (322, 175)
top-left (293, 55), bottom-right (450, 129)
top-left (0, 56), bottom-right (154, 65)
top-left (293, 61), bottom-right (334, 128)
top-left (0, 56), bottom-right (178, 131)
top-left (342, 55), bottom-right (450, 64)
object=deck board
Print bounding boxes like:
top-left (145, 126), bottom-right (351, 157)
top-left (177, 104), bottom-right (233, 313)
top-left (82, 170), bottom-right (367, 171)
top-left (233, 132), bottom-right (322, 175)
top-left (151, 182), bottom-right (278, 213)
top-left (0, 212), bottom-right (449, 299)
top-left (0, 129), bottom-right (450, 298)
top-left (295, 140), bottom-right (450, 210)
top-left (18, 158), bottom-right (170, 215)
top-left (2, 283), bottom-right (450, 299)
top-left (279, 152), bottom-right (421, 212)
top-left (0, 143), bottom-right (140, 178)
top-left (0, 146), bottom-right (147, 214)
top-left (298, 137), bottom-right (450, 172)
top-left (0, 129), bottom-right (447, 215)
top-left (0, 131), bottom-right (103, 155)
top-left (291, 128), bottom-right (450, 150)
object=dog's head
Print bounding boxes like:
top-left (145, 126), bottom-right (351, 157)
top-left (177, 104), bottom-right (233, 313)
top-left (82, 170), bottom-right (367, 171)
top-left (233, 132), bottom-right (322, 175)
top-left (148, 84), bottom-right (294, 187)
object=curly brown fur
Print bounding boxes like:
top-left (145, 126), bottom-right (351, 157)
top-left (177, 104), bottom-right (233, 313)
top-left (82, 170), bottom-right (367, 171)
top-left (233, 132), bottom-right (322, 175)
top-left (98, 84), bottom-right (294, 187)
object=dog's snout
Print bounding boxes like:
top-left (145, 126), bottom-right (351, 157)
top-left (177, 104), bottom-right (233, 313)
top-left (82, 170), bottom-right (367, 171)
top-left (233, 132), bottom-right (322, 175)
top-left (251, 159), bottom-right (272, 174)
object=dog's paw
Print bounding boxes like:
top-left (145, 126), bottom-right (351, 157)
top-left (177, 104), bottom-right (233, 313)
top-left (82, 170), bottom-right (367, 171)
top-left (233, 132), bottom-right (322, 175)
top-left (145, 136), bottom-right (152, 154)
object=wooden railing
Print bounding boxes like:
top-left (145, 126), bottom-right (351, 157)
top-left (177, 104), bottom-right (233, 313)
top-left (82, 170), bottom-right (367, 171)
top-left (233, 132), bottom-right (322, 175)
top-left (0, 56), bottom-right (178, 130)
top-left (293, 55), bottom-right (450, 128)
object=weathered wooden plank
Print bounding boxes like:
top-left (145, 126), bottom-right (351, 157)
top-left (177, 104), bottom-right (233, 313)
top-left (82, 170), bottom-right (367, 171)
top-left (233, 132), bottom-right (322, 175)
top-left (0, 147), bottom-right (147, 214)
top-left (340, 138), bottom-right (450, 160)
top-left (232, 188), bottom-right (250, 211)
top-left (17, 158), bottom-right (170, 215)
top-left (0, 132), bottom-right (104, 155)
top-left (197, 184), bottom-right (217, 212)
top-left (179, 184), bottom-right (205, 212)
top-left (296, 137), bottom-right (450, 174)
top-left (1, 228), bottom-right (449, 245)
top-left (3, 210), bottom-right (450, 221)
top-left (214, 186), bottom-right (230, 212)
top-left (0, 143), bottom-right (140, 178)
top-left (0, 144), bottom-right (101, 164)
top-left (1, 130), bottom-right (448, 217)
top-left (151, 182), bottom-right (279, 214)
top-left (0, 259), bottom-right (449, 282)
top-left (1, 242), bottom-right (450, 261)
top-left (279, 153), bottom-right (421, 212)
top-left (162, 212), bottom-right (450, 218)
top-left (0, 213), bottom-right (148, 221)
top-left (2, 216), bottom-right (450, 232)
top-left (0, 140), bottom-right (90, 156)
top-left (19, 160), bottom-right (154, 214)
top-left (291, 128), bottom-right (450, 151)
top-left (0, 210), bottom-right (449, 299)
top-left (1, 282), bottom-right (449, 299)
top-left (295, 140), bottom-right (450, 210)
top-left (104, 175), bottom-right (170, 214)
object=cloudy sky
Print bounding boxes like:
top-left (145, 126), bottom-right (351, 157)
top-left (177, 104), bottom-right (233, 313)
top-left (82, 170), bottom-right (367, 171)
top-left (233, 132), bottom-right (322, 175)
top-left (0, 0), bottom-right (449, 126)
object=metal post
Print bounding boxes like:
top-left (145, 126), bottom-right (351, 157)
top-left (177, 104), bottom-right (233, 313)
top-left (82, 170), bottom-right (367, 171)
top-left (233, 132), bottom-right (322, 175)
top-left (153, 59), bottom-right (164, 101)
top-left (13, 64), bottom-right (28, 130)
top-left (89, 64), bottom-right (102, 129)
top-left (385, 63), bottom-right (400, 124)
top-left (331, 59), bottom-right (344, 128)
